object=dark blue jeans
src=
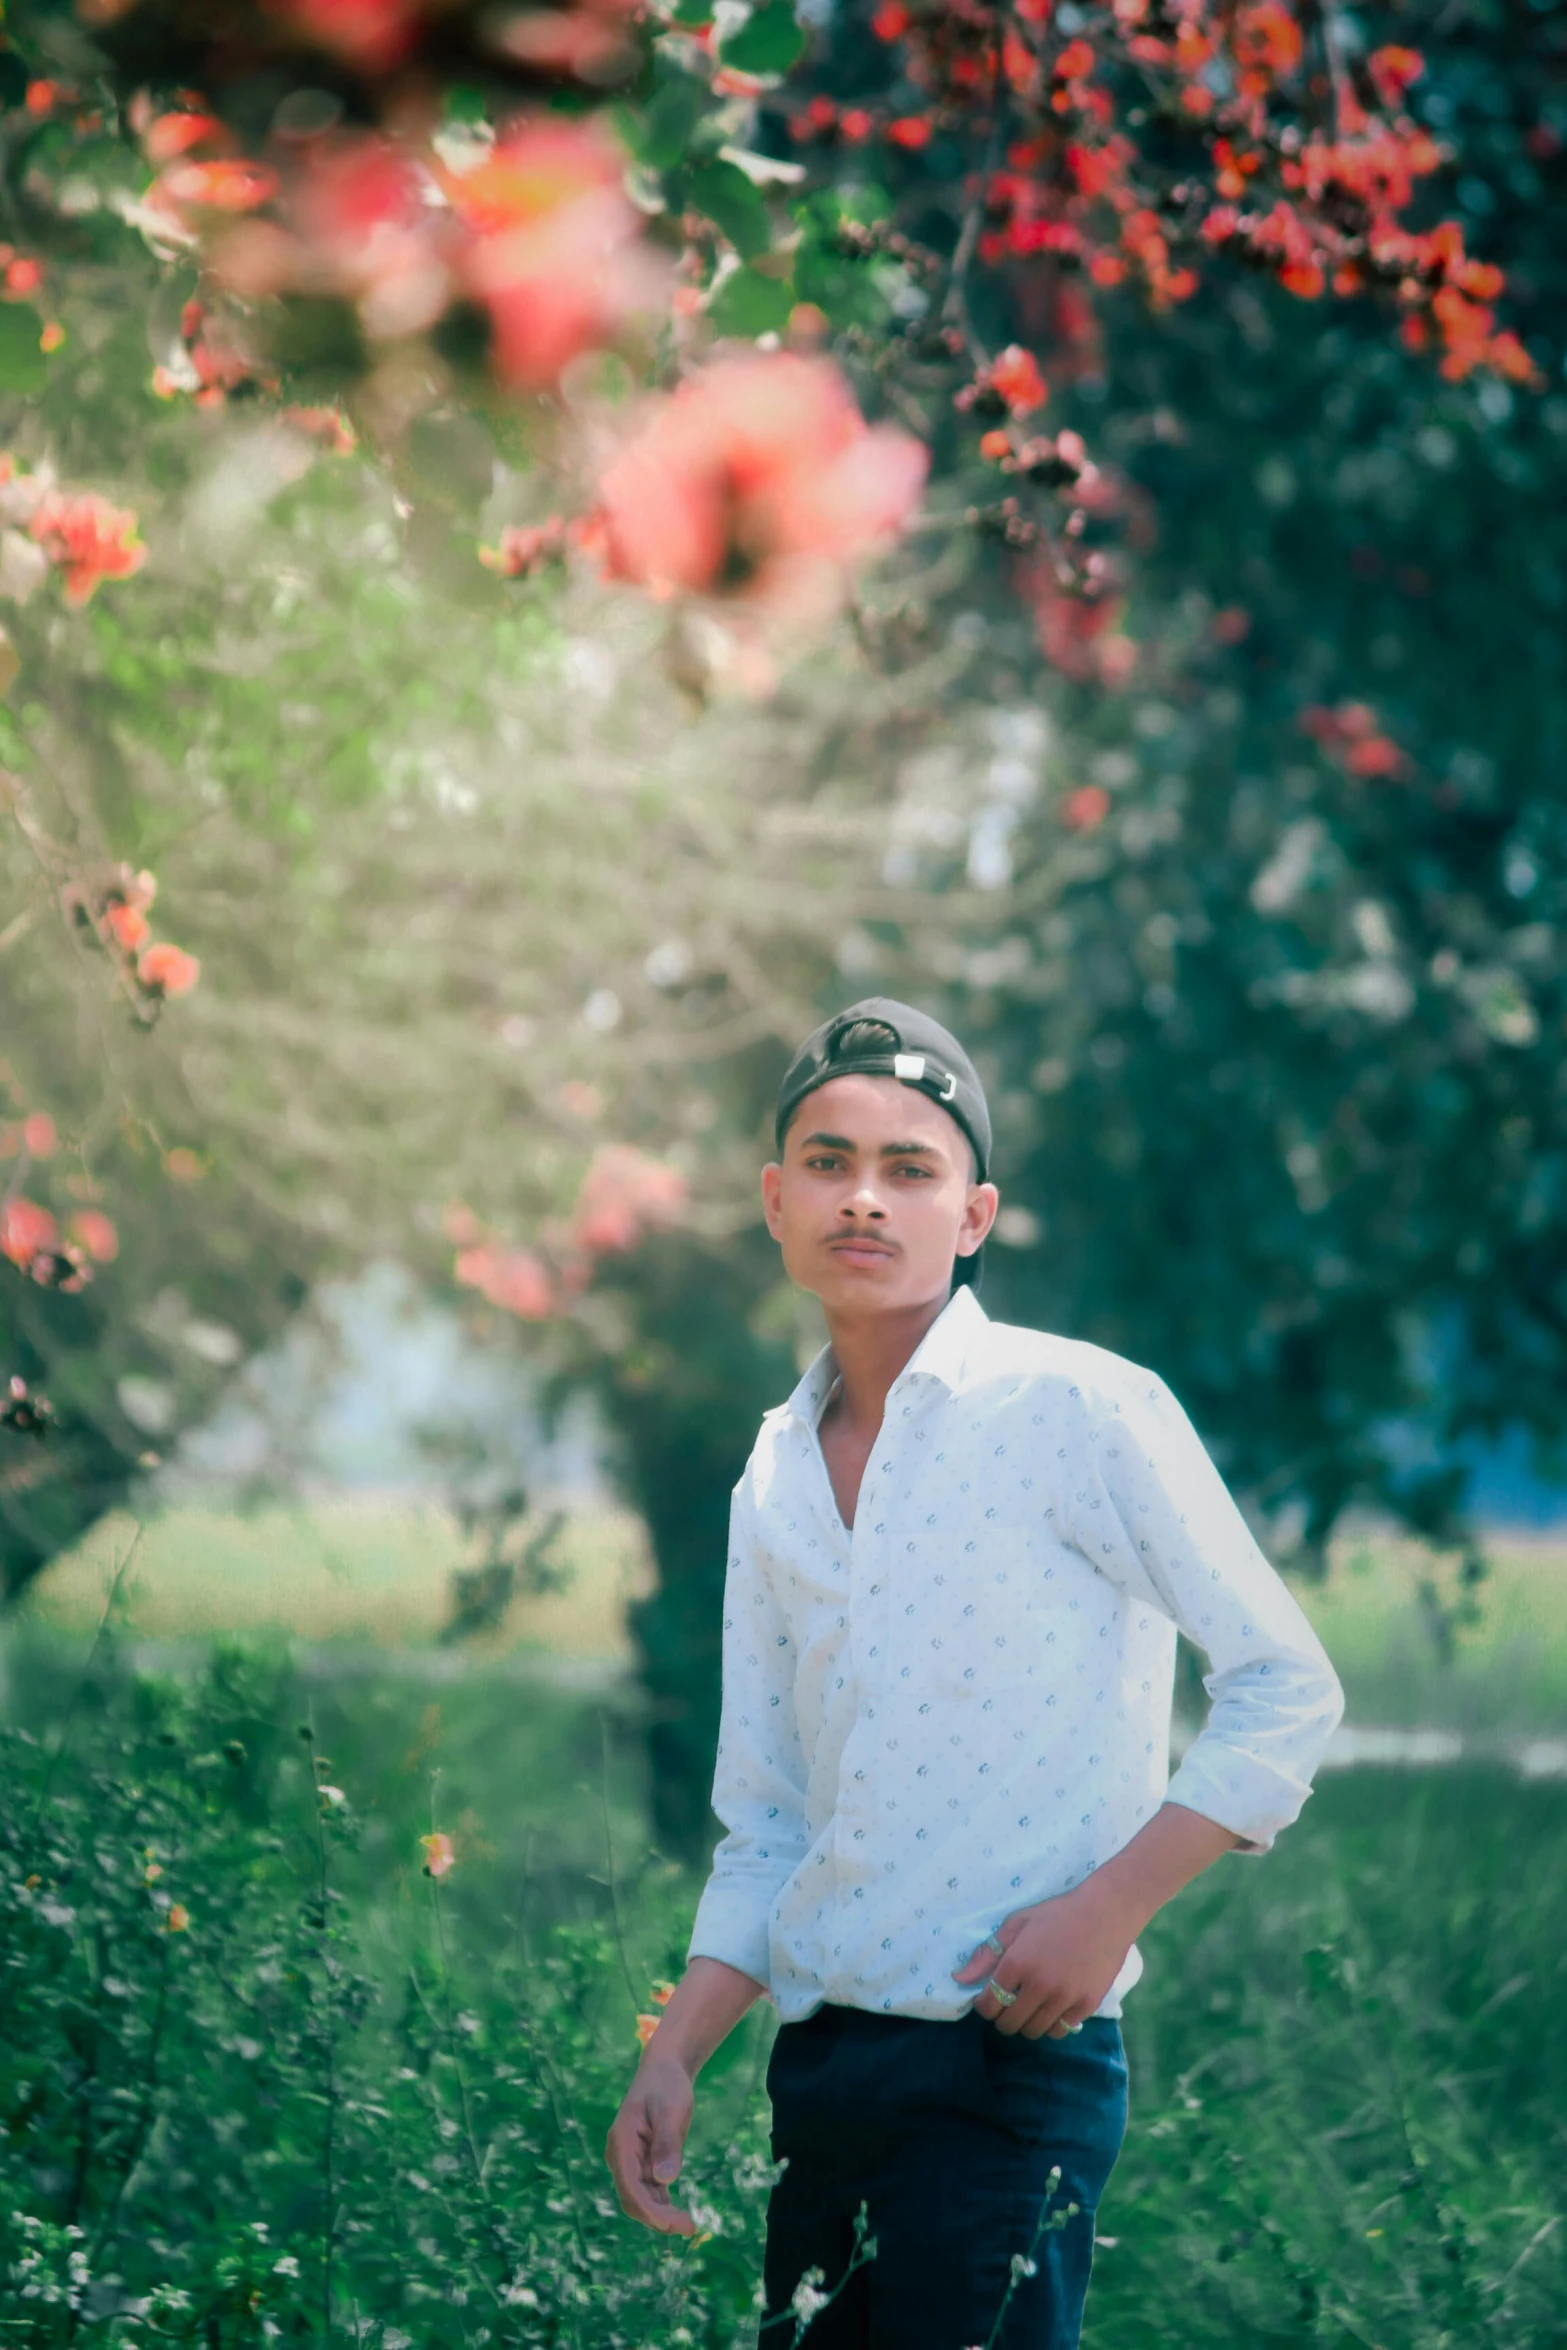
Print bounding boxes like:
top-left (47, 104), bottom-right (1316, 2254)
top-left (761, 2004), bottom-right (1128, 2350)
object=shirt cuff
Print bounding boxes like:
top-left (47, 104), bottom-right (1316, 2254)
top-left (1162, 1737), bottom-right (1330, 1858)
top-left (686, 1877), bottom-right (774, 1989)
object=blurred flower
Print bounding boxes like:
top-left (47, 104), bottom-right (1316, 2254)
top-left (480, 516), bottom-right (569, 578)
top-left (634, 2011), bottom-right (661, 2047)
top-left (420, 1831), bottom-right (456, 1878)
top-left (271, 0), bottom-right (426, 74)
top-left (103, 902), bottom-right (150, 951)
top-left (68, 1211), bottom-right (119, 1263)
top-left (1062, 784), bottom-right (1112, 831)
top-left (447, 116), bottom-right (654, 390)
top-left (21, 1112), bottom-right (56, 1157)
top-left (164, 1148), bottom-right (204, 1183)
top-left (571, 1145), bottom-right (688, 1254)
top-left (138, 943), bottom-right (202, 998)
top-left (282, 405), bottom-right (358, 454)
top-left (987, 346), bottom-right (1048, 415)
top-left (1, 1197), bottom-right (57, 1269)
top-left (28, 491), bottom-right (147, 605)
top-left (592, 352), bottom-right (927, 628)
top-left (165, 1903), bottom-right (191, 1933)
top-left (454, 1242), bottom-right (556, 1319)
top-left (650, 1979), bottom-right (676, 2006)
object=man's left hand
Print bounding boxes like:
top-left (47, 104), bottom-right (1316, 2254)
top-left (951, 1884), bottom-right (1140, 2038)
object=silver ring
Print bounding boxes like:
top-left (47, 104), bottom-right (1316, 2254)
top-left (983, 1930), bottom-right (1006, 1958)
top-left (1066, 2022), bottom-right (1083, 2034)
top-left (987, 1977), bottom-right (1018, 2008)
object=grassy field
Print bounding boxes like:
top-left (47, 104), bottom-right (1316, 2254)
top-left (18, 1499), bottom-right (1567, 1731)
top-left (3, 1626), bottom-right (1564, 2347)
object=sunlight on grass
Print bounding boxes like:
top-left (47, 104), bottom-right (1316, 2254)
top-left (17, 1500), bottom-right (656, 1659)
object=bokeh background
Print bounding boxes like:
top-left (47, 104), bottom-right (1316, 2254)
top-left (3, 0), bottom-right (1566, 2342)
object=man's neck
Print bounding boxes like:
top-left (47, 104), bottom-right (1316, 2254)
top-left (820, 1288), bottom-right (954, 1435)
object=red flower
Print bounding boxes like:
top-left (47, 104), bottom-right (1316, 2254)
top-left (69, 1210), bottom-right (119, 1263)
top-left (1054, 39), bottom-right (1094, 80)
top-left (138, 943), bottom-right (201, 997)
top-left (572, 1146), bottom-right (689, 1255)
top-left (479, 518), bottom-right (569, 578)
top-left (886, 115), bottom-right (932, 150)
top-left (282, 405), bottom-right (358, 454)
top-left (1, 1198), bottom-right (57, 1269)
top-left (144, 112), bottom-right (223, 166)
top-left (871, 0), bottom-right (909, 36)
top-left (160, 158), bottom-right (281, 214)
top-left (454, 1243), bottom-right (555, 1320)
top-left (3, 257), bottom-right (43, 298)
top-left (28, 492), bottom-right (147, 605)
top-left (1061, 784), bottom-right (1111, 830)
top-left (1368, 45), bottom-right (1424, 111)
top-left (21, 1112), bottom-right (56, 1158)
top-left (592, 352), bottom-right (927, 627)
top-left (1233, 1), bottom-right (1302, 78)
top-left (448, 117), bottom-right (654, 390)
top-left (987, 345), bottom-right (1048, 415)
top-left (271, 0), bottom-right (426, 75)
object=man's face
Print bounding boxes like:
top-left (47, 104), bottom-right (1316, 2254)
top-left (761, 1073), bottom-right (999, 1315)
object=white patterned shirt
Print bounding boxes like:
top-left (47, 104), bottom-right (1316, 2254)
top-left (686, 1283), bottom-right (1346, 2023)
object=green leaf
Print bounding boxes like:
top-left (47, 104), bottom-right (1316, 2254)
top-left (0, 306), bottom-right (48, 396)
top-left (636, 67), bottom-right (709, 170)
top-left (707, 265), bottom-right (795, 338)
top-left (687, 160), bottom-right (772, 262)
top-left (718, 1), bottom-right (807, 76)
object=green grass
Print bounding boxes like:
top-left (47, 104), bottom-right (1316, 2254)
top-left (15, 1499), bottom-right (654, 1659)
top-left (3, 1627), bottom-right (1564, 2347)
top-left (19, 1502), bottom-right (1567, 1732)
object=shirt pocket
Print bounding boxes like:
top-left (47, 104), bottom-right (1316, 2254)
top-left (890, 1531), bottom-right (1049, 1699)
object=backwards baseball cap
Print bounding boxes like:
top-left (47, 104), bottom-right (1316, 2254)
top-left (774, 997), bottom-right (993, 1291)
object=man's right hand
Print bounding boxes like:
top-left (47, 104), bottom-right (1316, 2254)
top-left (605, 2053), bottom-right (698, 2236)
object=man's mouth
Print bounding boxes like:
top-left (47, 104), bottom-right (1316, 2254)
top-left (827, 1236), bottom-right (896, 1260)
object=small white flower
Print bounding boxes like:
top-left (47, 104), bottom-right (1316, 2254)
top-left (271, 2256), bottom-right (300, 2279)
top-left (790, 2269), bottom-right (830, 2323)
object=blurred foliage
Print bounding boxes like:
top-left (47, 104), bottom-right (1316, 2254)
top-left (1, 1635), bottom-right (1564, 2346)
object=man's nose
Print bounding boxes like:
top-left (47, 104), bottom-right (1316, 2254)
top-left (841, 1184), bottom-right (888, 1220)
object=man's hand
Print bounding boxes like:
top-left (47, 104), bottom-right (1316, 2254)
top-left (605, 2052), bottom-right (698, 2236)
top-left (952, 1805), bottom-right (1245, 2036)
top-left (951, 1881), bottom-right (1139, 2039)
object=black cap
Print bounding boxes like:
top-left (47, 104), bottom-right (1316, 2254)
top-left (774, 997), bottom-right (992, 1291)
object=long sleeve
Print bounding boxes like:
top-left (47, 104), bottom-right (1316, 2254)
top-left (1065, 1366), bottom-right (1346, 1856)
top-left (686, 1468), bottom-right (811, 1986)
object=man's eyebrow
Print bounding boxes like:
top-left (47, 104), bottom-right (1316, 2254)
top-left (798, 1130), bottom-right (942, 1159)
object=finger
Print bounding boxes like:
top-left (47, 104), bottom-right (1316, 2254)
top-left (615, 2143), bottom-right (694, 2234)
top-left (648, 2103), bottom-right (686, 2190)
top-left (992, 1975), bottom-right (1044, 2037)
top-left (608, 2114), bottom-right (694, 2237)
top-left (951, 1915), bottom-right (1021, 1985)
top-left (971, 1953), bottom-right (1028, 2024)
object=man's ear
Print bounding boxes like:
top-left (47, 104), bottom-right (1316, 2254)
top-left (958, 1180), bottom-right (1001, 1258)
top-left (760, 1159), bottom-right (784, 1240)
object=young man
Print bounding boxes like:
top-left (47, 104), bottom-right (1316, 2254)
top-left (606, 999), bottom-right (1346, 2348)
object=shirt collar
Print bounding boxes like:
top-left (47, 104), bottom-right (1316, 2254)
top-left (784, 1282), bottom-right (990, 1430)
